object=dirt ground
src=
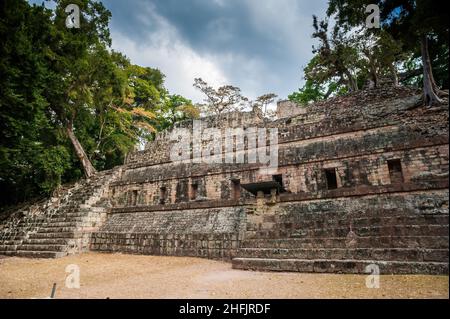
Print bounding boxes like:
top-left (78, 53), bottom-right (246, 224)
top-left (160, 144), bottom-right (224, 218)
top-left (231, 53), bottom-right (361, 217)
top-left (0, 252), bottom-right (448, 299)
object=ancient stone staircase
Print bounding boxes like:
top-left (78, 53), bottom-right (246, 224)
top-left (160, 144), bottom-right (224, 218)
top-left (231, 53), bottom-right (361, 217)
top-left (232, 207), bottom-right (449, 274)
top-left (0, 168), bottom-right (120, 258)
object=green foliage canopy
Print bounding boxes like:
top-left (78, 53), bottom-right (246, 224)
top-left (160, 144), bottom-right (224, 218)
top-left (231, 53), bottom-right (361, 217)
top-left (0, 0), bottom-right (194, 207)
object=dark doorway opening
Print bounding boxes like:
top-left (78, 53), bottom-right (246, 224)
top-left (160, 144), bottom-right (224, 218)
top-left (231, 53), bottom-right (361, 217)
top-left (190, 183), bottom-right (198, 200)
top-left (324, 168), bottom-right (338, 190)
top-left (231, 179), bottom-right (241, 200)
top-left (159, 187), bottom-right (167, 205)
top-left (272, 174), bottom-right (283, 185)
top-left (388, 159), bottom-right (403, 184)
top-left (272, 174), bottom-right (286, 193)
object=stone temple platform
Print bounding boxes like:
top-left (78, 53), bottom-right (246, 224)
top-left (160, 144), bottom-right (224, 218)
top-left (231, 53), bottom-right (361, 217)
top-left (0, 85), bottom-right (448, 274)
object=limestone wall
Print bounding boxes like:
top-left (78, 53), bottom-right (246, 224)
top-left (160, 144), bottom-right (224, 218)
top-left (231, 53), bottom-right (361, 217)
top-left (91, 86), bottom-right (449, 270)
top-left (108, 141), bottom-right (448, 207)
top-left (126, 110), bottom-right (265, 166)
top-left (90, 206), bottom-right (247, 259)
top-left (276, 100), bottom-right (306, 118)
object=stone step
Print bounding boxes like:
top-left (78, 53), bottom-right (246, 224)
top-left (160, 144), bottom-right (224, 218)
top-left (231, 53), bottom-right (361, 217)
top-left (241, 236), bottom-right (449, 249)
top-left (14, 250), bottom-right (67, 258)
top-left (275, 211), bottom-right (432, 224)
top-left (16, 222), bottom-right (46, 228)
top-left (288, 224), bottom-right (448, 238)
top-left (0, 239), bottom-right (22, 245)
top-left (236, 248), bottom-right (449, 262)
top-left (22, 238), bottom-right (71, 245)
top-left (19, 244), bottom-right (68, 252)
top-left (0, 244), bottom-right (19, 251)
top-left (0, 251), bottom-right (16, 256)
top-left (79, 203), bottom-right (97, 209)
top-left (50, 212), bottom-right (98, 218)
top-left (283, 211), bottom-right (449, 221)
top-left (42, 221), bottom-right (102, 229)
top-left (231, 258), bottom-right (449, 275)
top-left (36, 226), bottom-right (79, 233)
top-left (281, 215), bottom-right (450, 230)
top-left (0, 235), bottom-right (26, 241)
top-left (42, 221), bottom-right (100, 228)
top-left (0, 169), bottom-right (117, 259)
top-left (47, 214), bottom-right (88, 221)
top-left (78, 207), bottom-right (105, 213)
top-left (28, 232), bottom-right (81, 239)
top-left (39, 222), bottom-right (81, 228)
top-left (46, 217), bottom-right (86, 223)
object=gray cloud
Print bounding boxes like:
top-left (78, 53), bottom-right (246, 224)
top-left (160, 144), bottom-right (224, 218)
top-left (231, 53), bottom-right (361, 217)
top-left (33, 0), bottom-right (329, 102)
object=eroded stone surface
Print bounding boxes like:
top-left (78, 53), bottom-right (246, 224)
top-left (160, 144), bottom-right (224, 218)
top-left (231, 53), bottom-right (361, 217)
top-left (0, 85), bottom-right (448, 274)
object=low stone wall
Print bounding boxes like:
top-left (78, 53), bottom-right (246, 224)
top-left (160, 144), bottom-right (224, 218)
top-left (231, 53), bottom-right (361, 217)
top-left (90, 207), bottom-right (247, 260)
top-left (246, 189), bottom-right (449, 239)
top-left (279, 189), bottom-right (450, 220)
top-left (90, 232), bottom-right (242, 259)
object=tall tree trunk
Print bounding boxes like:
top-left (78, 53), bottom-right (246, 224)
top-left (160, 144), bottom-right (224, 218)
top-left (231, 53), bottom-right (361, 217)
top-left (368, 55), bottom-right (378, 87)
top-left (66, 122), bottom-right (97, 178)
top-left (389, 63), bottom-right (398, 86)
top-left (421, 34), bottom-right (443, 106)
top-left (371, 67), bottom-right (378, 88)
top-left (344, 70), bottom-right (358, 92)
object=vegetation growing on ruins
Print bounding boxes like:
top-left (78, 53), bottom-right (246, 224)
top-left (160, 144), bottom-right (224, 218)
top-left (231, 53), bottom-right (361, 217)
top-left (0, 0), bottom-right (448, 208)
top-left (0, 0), bottom-right (197, 206)
top-left (193, 78), bottom-right (277, 118)
top-left (289, 0), bottom-right (449, 106)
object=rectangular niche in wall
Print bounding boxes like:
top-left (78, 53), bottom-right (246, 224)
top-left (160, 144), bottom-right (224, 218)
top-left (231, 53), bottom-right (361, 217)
top-left (190, 183), bottom-right (198, 200)
top-left (387, 159), bottom-right (403, 184)
top-left (324, 168), bottom-right (338, 190)
top-left (231, 179), bottom-right (241, 200)
top-left (132, 190), bottom-right (138, 206)
top-left (272, 174), bottom-right (286, 193)
top-left (159, 187), bottom-right (167, 205)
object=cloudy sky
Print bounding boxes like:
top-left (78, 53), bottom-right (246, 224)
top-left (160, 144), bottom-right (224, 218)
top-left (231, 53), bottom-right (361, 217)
top-left (32, 0), bottom-right (328, 103)
top-left (102, 0), bottom-right (329, 103)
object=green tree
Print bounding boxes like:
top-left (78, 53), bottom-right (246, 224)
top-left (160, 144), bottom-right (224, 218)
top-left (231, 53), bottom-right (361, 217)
top-left (0, 0), bottom-right (69, 204)
top-left (289, 80), bottom-right (326, 105)
top-left (310, 16), bottom-right (360, 92)
top-left (156, 94), bottom-right (199, 130)
top-left (41, 0), bottom-right (114, 177)
top-left (289, 52), bottom-right (349, 106)
top-left (193, 78), bottom-right (249, 116)
top-left (0, 0), bottom-right (193, 207)
top-left (327, 0), bottom-right (449, 105)
top-left (355, 30), bottom-right (404, 87)
top-left (250, 93), bottom-right (277, 117)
